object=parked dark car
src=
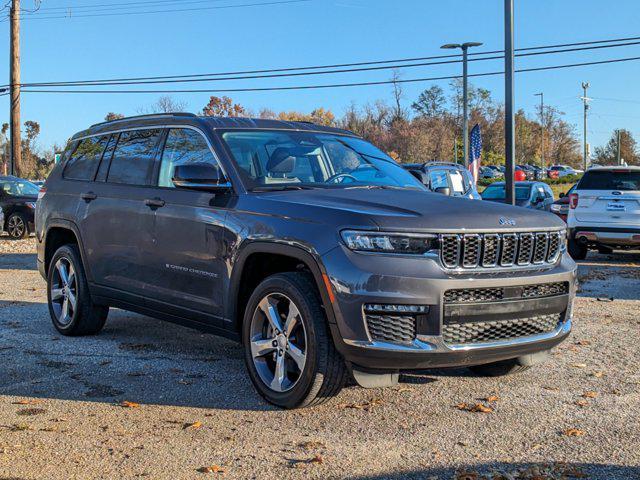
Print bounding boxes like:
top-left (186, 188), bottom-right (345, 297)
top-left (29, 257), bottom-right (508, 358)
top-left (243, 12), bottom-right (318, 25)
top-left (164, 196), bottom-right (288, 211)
top-left (402, 161), bottom-right (481, 199)
top-left (36, 114), bottom-right (576, 409)
top-left (550, 184), bottom-right (576, 222)
top-left (481, 181), bottom-right (555, 211)
top-left (0, 175), bottom-right (39, 239)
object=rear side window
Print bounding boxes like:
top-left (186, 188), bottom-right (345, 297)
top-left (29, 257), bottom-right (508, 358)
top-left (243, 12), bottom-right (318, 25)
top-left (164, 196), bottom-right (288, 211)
top-left (578, 170), bottom-right (640, 191)
top-left (63, 135), bottom-right (109, 181)
top-left (158, 128), bottom-right (220, 188)
top-left (107, 129), bottom-right (162, 186)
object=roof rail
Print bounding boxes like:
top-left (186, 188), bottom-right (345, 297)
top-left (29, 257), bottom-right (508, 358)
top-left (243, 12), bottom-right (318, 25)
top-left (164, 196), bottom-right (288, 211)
top-left (424, 161), bottom-right (463, 167)
top-left (90, 112), bottom-right (197, 128)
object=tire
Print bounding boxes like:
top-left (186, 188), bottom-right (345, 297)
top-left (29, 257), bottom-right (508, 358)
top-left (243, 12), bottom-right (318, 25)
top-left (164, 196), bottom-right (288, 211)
top-left (469, 359), bottom-right (531, 377)
top-left (242, 272), bottom-right (347, 409)
top-left (6, 212), bottom-right (28, 239)
top-left (47, 244), bottom-right (109, 336)
top-left (568, 238), bottom-right (587, 260)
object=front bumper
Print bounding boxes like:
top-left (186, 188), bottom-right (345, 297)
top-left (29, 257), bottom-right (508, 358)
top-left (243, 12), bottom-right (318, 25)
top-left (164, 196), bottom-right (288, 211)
top-left (322, 245), bottom-right (577, 371)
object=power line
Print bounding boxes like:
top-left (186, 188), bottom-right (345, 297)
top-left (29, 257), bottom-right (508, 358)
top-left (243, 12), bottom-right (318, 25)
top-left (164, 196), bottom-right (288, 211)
top-left (19, 55), bottom-right (640, 95)
top-left (27, 0), bottom-right (309, 19)
top-left (19, 37), bottom-right (640, 88)
top-left (0, 0), bottom-right (310, 21)
top-left (24, 0), bottom-right (226, 11)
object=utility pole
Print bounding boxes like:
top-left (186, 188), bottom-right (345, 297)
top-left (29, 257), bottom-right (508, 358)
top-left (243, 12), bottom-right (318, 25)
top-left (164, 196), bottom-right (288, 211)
top-left (441, 41), bottom-right (483, 169)
top-left (534, 92), bottom-right (544, 170)
top-left (504, 0), bottom-right (515, 205)
top-left (616, 129), bottom-right (621, 165)
top-left (9, 0), bottom-right (21, 177)
top-left (581, 82), bottom-right (590, 171)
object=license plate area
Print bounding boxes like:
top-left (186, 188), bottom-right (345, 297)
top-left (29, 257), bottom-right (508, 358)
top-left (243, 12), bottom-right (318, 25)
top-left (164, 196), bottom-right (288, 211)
top-left (607, 202), bottom-right (626, 212)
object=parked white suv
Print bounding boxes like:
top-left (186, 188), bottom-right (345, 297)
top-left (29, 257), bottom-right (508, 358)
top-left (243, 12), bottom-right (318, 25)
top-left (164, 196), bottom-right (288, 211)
top-left (567, 166), bottom-right (640, 259)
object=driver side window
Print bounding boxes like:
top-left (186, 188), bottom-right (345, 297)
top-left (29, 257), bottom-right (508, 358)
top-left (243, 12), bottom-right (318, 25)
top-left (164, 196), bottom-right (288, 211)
top-left (159, 128), bottom-right (220, 188)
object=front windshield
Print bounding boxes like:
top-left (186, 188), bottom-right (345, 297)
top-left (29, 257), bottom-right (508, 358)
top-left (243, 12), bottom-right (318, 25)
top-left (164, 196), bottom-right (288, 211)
top-left (1, 179), bottom-right (40, 196)
top-left (220, 130), bottom-right (425, 191)
top-left (481, 184), bottom-right (531, 201)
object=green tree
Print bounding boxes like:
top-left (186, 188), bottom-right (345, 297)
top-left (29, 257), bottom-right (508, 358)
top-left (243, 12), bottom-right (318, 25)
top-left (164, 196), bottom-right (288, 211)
top-left (594, 129), bottom-right (639, 166)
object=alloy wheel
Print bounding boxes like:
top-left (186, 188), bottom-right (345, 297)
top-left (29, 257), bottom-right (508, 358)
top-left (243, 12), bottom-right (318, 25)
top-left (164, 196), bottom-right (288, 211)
top-left (50, 258), bottom-right (78, 326)
top-left (249, 293), bottom-right (307, 393)
top-left (7, 215), bottom-right (25, 238)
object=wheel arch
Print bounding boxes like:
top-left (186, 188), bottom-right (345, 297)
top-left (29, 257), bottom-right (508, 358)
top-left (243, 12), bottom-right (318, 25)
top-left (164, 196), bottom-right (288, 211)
top-left (227, 242), bottom-right (337, 335)
top-left (43, 220), bottom-right (90, 279)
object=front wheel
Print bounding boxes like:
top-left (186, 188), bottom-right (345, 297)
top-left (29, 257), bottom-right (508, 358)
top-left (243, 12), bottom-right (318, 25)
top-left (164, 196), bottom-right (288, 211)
top-left (6, 212), bottom-right (28, 239)
top-left (242, 272), bottom-right (347, 409)
top-left (568, 238), bottom-right (587, 260)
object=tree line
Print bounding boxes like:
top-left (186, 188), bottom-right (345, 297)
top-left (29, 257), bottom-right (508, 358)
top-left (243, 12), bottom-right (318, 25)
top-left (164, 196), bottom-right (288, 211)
top-left (1, 80), bottom-right (637, 179)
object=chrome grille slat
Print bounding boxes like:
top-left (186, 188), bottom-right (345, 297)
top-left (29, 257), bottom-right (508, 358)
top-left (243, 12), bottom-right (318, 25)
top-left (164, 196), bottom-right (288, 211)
top-left (439, 231), bottom-right (564, 270)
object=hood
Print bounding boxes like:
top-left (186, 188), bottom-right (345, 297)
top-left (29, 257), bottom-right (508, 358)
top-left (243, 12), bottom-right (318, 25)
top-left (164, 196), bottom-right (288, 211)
top-left (253, 188), bottom-right (565, 232)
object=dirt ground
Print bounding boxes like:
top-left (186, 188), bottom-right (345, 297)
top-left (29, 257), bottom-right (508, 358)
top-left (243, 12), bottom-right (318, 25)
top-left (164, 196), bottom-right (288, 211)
top-left (0, 239), bottom-right (639, 480)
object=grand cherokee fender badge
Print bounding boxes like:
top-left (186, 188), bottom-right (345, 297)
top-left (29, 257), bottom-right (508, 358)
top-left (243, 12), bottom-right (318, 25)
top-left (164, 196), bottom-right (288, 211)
top-left (499, 217), bottom-right (517, 226)
top-left (165, 264), bottom-right (219, 278)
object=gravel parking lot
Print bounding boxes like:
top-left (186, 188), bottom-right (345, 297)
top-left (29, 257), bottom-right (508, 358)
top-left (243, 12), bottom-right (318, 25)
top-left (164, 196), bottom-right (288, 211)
top-left (0, 238), bottom-right (639, 480)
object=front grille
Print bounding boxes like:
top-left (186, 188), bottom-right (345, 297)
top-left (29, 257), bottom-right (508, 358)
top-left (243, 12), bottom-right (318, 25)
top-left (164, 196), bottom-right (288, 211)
top-left (440, 231), bottom-right (563, 270)
top-left (444, 282), bottom-right (569, 304)
top-left (442, 313), bottom-right (562, 345)
top-left (365, 314), bottom-right (416, 344)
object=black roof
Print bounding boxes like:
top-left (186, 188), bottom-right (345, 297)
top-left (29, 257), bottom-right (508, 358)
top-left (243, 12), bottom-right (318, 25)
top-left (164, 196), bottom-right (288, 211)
top-left (73, 113), bottom-right (356, 140)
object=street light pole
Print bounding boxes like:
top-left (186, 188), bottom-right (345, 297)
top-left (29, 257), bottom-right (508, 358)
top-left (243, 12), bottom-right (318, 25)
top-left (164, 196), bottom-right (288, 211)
top-left (441, 41), bottom-right (483, 169)
top-left (581, 82), bottom-right (590, 171)
top-left (504, 0), bottom-right (516, 205)
top-left (534, 92), bottom-right (544, 170)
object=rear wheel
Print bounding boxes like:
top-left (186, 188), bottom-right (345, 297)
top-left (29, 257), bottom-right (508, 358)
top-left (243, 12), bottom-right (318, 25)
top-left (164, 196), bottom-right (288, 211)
top-left (47, 244), bottom-right (108, 336)
top-left (568, 238), bottom-right (587, 260)
top-left (6, 212), bottom-right (28, 239)
top-left (242, 272), bottom-right (347, 409)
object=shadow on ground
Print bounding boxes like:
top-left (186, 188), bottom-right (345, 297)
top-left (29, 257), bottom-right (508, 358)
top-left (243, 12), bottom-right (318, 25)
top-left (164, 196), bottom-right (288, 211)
top-left (349, 462), bottom-right (640, 480)
top-left (0, 253), bottom-right (37, 271)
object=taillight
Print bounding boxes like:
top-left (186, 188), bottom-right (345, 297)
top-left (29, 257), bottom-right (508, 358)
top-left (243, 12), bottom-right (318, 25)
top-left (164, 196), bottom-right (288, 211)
top-left (37, 187), bottom-right (46, 200)
top-left (569, 193), bottom-right (579, 209)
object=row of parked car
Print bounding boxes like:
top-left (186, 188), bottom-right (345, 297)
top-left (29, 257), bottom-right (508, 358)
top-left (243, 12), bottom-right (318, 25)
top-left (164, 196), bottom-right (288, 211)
top-left (0, 175), bottom-right (39, 239)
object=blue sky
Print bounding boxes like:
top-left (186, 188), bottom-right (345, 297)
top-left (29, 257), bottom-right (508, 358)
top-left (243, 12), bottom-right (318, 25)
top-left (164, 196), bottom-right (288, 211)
top-left (2, 0), bottom-right (640, 152)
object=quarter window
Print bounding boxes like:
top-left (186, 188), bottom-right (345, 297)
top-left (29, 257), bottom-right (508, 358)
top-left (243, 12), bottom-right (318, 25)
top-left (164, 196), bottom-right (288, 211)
top-left (64, 135), bottom-right (110, 181)
top-left (107, 129), bottom-right (162, 186)
top-left (159, 128), bottom-right (220, 188)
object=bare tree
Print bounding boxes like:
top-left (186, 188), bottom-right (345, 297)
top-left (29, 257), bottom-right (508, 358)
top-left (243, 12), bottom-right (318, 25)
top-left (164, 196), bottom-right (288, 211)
top-left (138, 96), bottom-right (188, 114)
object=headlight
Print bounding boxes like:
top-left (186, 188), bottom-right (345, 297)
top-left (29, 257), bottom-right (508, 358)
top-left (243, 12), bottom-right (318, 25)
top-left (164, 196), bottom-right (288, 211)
top-left (341, 230), bottom-right (436, 255)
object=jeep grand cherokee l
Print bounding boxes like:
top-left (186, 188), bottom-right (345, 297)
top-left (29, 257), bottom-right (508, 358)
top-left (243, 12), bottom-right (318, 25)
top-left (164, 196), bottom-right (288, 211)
top-left (36, 114), bottom-right (577, 409)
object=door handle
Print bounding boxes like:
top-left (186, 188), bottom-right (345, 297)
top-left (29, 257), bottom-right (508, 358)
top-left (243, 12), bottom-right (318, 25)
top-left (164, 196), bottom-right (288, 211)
top-left (144, 198), bottom-right (165, 209)
top-left (81, 192), bottom-right (97, 202)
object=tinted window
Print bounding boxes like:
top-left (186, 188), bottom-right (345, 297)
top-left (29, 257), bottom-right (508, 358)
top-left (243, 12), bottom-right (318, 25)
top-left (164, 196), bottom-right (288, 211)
top-left (482, 184), bottom-right (531, 201)
top-left (578, 170), bottom-right (640, 191)
top-left (0, 179), bottom-right (40, 196)
top-left (107, 129), bottom-right (162, 186)
top-left (64, 135), bottom-right (109, 181)
top-left (159, 128), bottom-right (220, 188)
top-left (429, 170), bottom-right (449, 190)
top-left (95, 135), bottom-right (117, 182)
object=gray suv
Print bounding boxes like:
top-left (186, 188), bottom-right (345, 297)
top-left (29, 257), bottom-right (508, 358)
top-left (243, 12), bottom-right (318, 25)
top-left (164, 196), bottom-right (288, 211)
top-left (36, 114), bottom-right (577, 408)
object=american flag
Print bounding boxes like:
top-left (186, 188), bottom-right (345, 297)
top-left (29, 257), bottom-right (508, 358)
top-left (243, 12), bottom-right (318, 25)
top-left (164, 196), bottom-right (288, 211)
top-left (469, 124), bottom-right (482, 184)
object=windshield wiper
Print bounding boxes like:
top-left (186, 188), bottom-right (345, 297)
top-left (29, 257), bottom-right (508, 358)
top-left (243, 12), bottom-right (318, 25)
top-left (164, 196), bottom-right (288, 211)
top-left (250, 185), bottom-right (318, 192)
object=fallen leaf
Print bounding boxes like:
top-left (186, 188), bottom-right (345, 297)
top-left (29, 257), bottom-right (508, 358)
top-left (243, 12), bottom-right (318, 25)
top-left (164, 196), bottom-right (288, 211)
top-left (340, 398), bottom-right (383, 411)
top-left (574, 399), bottom-right (589, 407)
top-left (455, 403), bottom-right (493, 413)
top-left (562, 428), bottom-right (586, 437)
top-left (575, 340), bottom-right (591, 346)
top-left (591, 371), bottom-right (605, 378)
top-left (197, 465), bottom-right (225, 474)
top-left (582, 391), bottom-right (597, 398)
top-left (16, 408), bottom-right (46, 416)
top-left (184, 421), bottom-right (203, 430)
top-left (118, 401), bottom-right (140, 408)
top-left (12, 399), bottom-right (40, 405)
top-left (484, 395), bottom-right (500, 402)
top-left (572, 363), bottom-right (587, 368)
top-left (10, 423), bottom-right (31, 431)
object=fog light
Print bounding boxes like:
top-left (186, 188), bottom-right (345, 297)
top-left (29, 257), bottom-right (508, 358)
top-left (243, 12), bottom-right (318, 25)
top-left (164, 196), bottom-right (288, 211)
top-left (364, 304), bottom-right (429, 314)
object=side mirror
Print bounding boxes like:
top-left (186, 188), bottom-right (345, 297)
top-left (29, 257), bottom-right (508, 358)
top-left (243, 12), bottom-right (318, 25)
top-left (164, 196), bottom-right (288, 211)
top-left (172, 163), bottom-right (231, 192)
top-left (559, 192), bottom-right (566, 198)
top-left (434, 186), bottom-right (451, 196)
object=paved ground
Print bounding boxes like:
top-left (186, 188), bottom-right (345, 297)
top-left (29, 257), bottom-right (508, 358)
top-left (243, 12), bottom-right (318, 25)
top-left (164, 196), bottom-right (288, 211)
top-left (0, 239), bottom-right (639, 480)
